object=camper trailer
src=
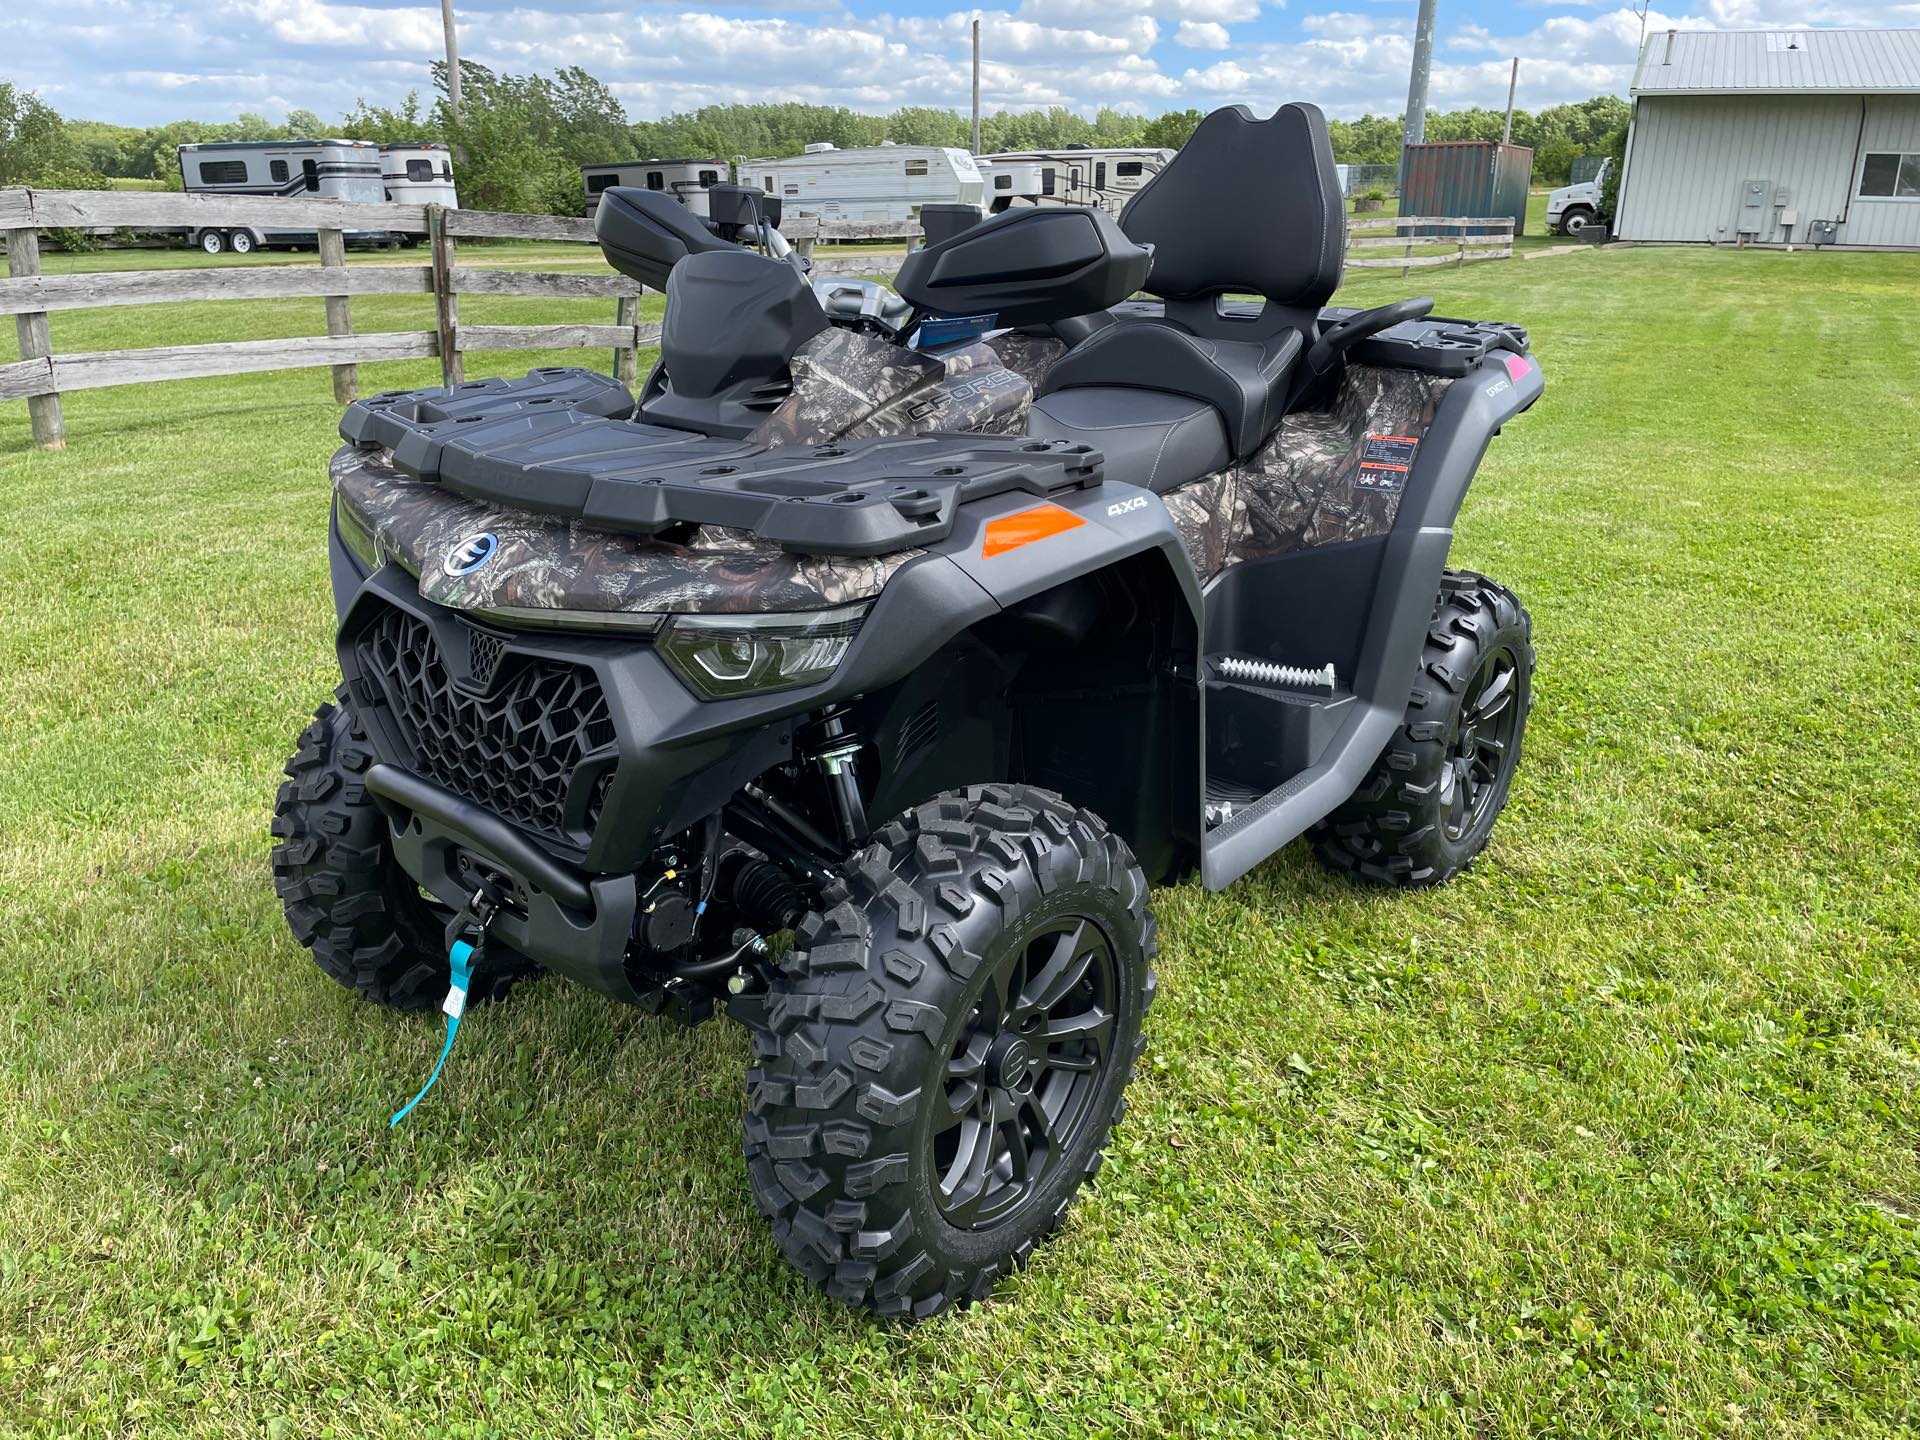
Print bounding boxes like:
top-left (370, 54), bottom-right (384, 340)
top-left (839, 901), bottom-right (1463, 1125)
top-left (581, 159), bottom-right (728, 219)
top-left (380, 142), bottom-right (458, 208)
top-left (177, 139), bottom-right (390, 253)
top-left (978, 146), bottom-right (1173, 215)
top-left (743, 144), bottom-right (983, 224)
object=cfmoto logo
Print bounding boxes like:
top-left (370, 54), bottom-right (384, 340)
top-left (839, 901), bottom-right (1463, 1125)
top-left (443, 532), bottom-right (498, 576)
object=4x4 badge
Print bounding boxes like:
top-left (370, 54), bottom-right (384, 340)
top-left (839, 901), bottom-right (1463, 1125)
top-left (443, 532), bottom-right (498, 576)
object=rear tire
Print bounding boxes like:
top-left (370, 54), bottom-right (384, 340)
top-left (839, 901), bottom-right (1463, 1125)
top-left (228, 230), bottom-right (254, 254)
top-left (1310, 570), bottom-right (1533, 887)
top-left (270, 691), bottom-right (536, 1011)
top-left (743, 784), bottom-right (1156, 1319)
top-left (198, 230), bottom-right (225, 255)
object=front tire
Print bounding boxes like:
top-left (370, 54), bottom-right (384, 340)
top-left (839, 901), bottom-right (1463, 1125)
top-left (1559, 205), bottom-right (1595, 237)
top-left (744, 784), bottom-right (1156, 1319)
top-left (271, 691), bottom-right (535, 1010)
top-left (198, 230), bottom-right (226, 255)
top-left (1310, 570), bottom-right (1533, 887)
top-left (228, 230), bottom-right (255, 255)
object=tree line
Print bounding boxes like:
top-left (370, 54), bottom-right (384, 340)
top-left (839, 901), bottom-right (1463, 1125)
top-left (3, 66), bottom-right (1629, 215)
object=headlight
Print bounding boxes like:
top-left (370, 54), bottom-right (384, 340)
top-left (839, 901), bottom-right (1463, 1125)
top-left (657, 604), bottom-right (867, 699)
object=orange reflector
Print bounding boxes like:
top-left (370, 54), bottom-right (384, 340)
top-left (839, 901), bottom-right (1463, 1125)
top-left (981, 503), bottom-right (1086, 558)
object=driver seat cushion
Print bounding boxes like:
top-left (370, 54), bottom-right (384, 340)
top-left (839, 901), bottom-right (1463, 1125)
top-left (1036, 322), bottom-right (1302, 461)
top-left (1026, 387), bottom-right (1231, 494)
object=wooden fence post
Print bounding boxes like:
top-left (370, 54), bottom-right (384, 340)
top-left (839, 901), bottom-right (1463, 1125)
top-left (317, 227), bottom-right (357, 403)
top-left (613, 293), bottom-right (640, 388)
top-left (428, 205), bottom-right (462, 388)
top-left (6, 225), bottom-right (66, 450)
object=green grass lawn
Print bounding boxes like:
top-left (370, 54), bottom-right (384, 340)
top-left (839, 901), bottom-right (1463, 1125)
top-left (3, 245), bottom-right (1919, 1436)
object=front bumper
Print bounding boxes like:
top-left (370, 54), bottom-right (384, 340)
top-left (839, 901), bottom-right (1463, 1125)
top-left (325, 511), bottom-right (1003, 992)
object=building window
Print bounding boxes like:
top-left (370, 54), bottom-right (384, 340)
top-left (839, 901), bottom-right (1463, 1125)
top-left (406, 159), bottom-right (433, 181)
top-left (905, 159), bottom-right (930, 176)
top-left (1116, 160), bottom-right (1143, 178)
top-left (198, 160), bottom-right (248, 185)
top-left (698, 169), bottom-right (719, 185)
top-left (586, 173), bottom-right (616, 194)
top-left (270, 160), bottom-right (289, 183)
top-left (1041, 167), bottom-right (1056, 196)
top-left (1859, 152), bottom-right (1920, 198)
top-left (994, 173), bottom-right (1012, 190)
top-left (646, 170), bottom-right (665, 190)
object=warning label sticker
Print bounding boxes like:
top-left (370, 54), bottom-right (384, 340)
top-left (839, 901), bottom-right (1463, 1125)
top-left (1356, 433), bottom-right (1419, 493)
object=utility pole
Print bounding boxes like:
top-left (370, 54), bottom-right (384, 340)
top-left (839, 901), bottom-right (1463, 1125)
top-left (1502, 57), bottom-right (1519, 144)
top-left (971, 17), bottom-right (982, 155)
top-left (1399, 0), bottom-right (1438, 193)
top-left (440, 0), bottom-right (462, 126)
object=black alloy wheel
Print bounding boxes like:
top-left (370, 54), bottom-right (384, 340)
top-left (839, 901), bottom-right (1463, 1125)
top-left (933, 915), bottom-right (1118, 1230)
top-left (1439, 644), bottom-right (1523, 842)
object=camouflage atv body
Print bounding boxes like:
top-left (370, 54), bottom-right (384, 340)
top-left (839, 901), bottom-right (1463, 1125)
top-left (279, 103), bottom-right (1542, 1320)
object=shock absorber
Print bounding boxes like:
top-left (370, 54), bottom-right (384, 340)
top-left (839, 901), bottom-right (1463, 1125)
top-left (808, 708), bottom-right (869, 849)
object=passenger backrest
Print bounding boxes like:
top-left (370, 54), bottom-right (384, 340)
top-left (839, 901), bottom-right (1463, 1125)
top-left (1119, 104), bottom-right (1345, 311)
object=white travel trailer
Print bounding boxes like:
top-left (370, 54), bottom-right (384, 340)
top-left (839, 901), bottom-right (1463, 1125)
top-left (742, 144), bottom-right (983, 223)
top-left (177, 139), bottom-right (390, 253)
top-left (380, 142), bottom-right (458, 208)
top-left (979, 147), bottom-right (1173, 215)
top-left (581, 159), bottom-right (728, 219)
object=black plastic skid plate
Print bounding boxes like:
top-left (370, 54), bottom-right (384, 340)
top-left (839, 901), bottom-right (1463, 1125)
top-left (339, 368), bottom-right (1103, 557)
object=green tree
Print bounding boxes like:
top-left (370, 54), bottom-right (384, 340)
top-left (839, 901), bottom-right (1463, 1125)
top-left (1141, 109), bottom-right (1204, 150)
top-left (64, 119), bottom-right (145, 177)
top-left (0, 81), bottom-right (78, 184)
top-left (283, 108), bottom-right (328, 140)
top-left (887, 107), bottom-right (969, 147)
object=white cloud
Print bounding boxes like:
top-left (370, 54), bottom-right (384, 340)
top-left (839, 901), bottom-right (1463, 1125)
top-left (11, 0), bottom-right (1920, 131)
top-left (1175, 20), bottom-right (1233, 47)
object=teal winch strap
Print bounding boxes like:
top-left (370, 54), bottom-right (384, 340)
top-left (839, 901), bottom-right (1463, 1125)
top-left (389, 939), bottom-right (478, 1127)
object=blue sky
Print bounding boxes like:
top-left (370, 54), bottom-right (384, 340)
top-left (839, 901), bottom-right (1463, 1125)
top-left (6, 0), bottom-right (1918, 127)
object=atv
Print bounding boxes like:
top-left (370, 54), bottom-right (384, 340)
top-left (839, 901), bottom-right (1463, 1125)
top-left (273, 103), bottom-right (1541, 1318)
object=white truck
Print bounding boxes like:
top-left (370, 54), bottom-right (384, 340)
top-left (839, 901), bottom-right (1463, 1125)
top-left (742, 144), bottom-right (983, 224)
top-left (979, 147), bottom-right (1172, 216)
top-left (1546, 159), bottom-right (1609, 237)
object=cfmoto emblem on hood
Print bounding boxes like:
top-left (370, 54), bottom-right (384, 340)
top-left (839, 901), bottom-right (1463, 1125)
top-left (443, 532), bottom-right (498, 576)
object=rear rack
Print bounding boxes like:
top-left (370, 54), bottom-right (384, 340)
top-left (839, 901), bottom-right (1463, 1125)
top-left (1108, 302), bottom-right (1529, 377)
top-left (340, 368), bottom-right (1103, 558)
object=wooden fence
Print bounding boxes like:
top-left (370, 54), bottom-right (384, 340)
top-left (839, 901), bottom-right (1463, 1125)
top-left (1346, 215), bottom-right (1516, 276)
top-left (0, 188), bottom-right (923, 450)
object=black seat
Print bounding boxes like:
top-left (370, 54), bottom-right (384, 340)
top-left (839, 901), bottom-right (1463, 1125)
top-left (1026, 388), bottom-right (1231, 494)
top-left (1037, 104), bottom-right (1345, 465)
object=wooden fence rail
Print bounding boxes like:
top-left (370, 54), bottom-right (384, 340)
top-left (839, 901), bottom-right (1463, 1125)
top-left (1345, 215), bottom-right (1517, 276)
top-left (4, 188), bottom-right (1517, 450)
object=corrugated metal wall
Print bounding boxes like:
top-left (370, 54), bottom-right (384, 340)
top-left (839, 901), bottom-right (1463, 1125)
top-left (1847, 98), bottom-right (1920, 247)
top-left (1402, 142), bottom-right (1533, 236)
top-left (1618, 95), bottom-right (1920, 248)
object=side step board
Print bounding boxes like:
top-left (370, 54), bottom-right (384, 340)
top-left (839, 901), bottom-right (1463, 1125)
top-left (1199, 696), bottom-right (1402, 889)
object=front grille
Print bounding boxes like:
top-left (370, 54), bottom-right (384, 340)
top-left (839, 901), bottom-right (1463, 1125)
top-left (358, 607), bottom-right (615, 844)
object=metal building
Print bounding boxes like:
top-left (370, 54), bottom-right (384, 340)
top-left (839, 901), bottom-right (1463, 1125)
top-left (1616, 28), bottom-right (1920, 249)
top-left (1400, 141), bottom-right (1533, 236)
